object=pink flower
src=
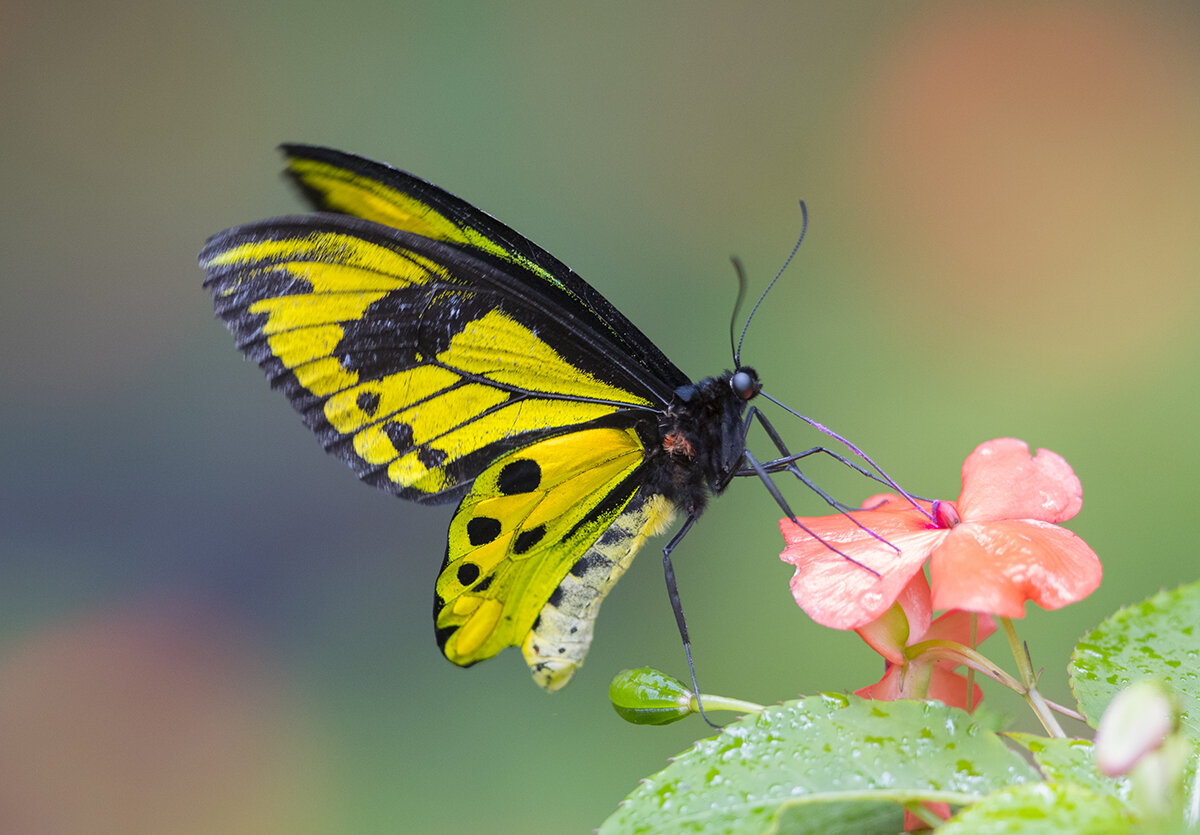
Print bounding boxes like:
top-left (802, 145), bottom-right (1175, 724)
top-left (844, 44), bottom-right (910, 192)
top-left (850, 574), bottom-right (993, 831)
top-left (780, 438), bottom-right (1101, 628)
top-left (852, 572), bottom-right (996, 710)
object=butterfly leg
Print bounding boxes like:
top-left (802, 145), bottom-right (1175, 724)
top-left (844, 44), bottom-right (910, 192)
top-left (743, 407), bottom-right (883, 489)
top-left (755, 393), bottom-right (931, 519)
top-left (739, 445), bottom-right (879, 572)
top-left (662, 513), bottom-right (721, 728)
top-left (730, 406), bottom-right (858, 513)
top-left (737, 408), bottom-right (893, 570)
top-left (743, 408), bottom-right (912, 530)
top-left (727, 408), bottom-right (863, 552)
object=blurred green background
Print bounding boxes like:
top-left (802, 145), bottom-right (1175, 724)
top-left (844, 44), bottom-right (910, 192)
top-left (2, 2), bottom-right (1199, 832)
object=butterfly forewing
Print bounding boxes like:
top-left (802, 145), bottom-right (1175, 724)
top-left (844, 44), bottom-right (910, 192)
top-left (202, 216), bottom-right (660, 504)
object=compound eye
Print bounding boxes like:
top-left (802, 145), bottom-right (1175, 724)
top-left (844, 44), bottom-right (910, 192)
top-left (731, 369), bottom-right (758, 400)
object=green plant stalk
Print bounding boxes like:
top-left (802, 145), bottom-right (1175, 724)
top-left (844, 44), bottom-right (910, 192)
top-left (905, 639), bottom-right (1023, 691)
top-left (909, 638), bottom-right (1085, 723)
top-left (1000, 617), bottom-right (1065, 738)
top-left (966, 613), bottom-right (978, 712)
top-left (692, 694), bottom-right (765, 715)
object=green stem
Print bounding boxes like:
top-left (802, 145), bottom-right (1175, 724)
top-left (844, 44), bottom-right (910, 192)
top-left (965, 613), bottom-right (978, 712)
top-left (905, 639), bottom-right (1024, 691)
top-left (1000, 618), bottom-right (1034, 683)
top-left (1042, 698), bottom-right (1087, 723)
top-left (1000, 617), bottom-right (1065, 738)
top-left (906, 637), bottom-right (1079, 731)
top-left (692, 694), bottom-right (764, 714)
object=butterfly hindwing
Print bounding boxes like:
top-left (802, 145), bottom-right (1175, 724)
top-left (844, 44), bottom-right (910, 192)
top-left (435, 426), bottom-right (676, 690)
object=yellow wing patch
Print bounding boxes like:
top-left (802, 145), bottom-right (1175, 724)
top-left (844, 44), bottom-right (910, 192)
top-left (202, 226), bottom-right (652, 500)
top-left (296, 306), bottom-right (643, 495)
top-left (435, 427), bottom-right (647, 675)
top-left (287, 153), bottom-right (560, 287)
top-left (208, 231), bottom-right (449, 293)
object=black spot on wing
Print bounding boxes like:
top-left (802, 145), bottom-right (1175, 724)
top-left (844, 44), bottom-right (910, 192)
top-left (512, 524), bottom-right (546, 555)
top-left (325, 281), bottom-right (497, 381)
top-left (417, 445), bottom-right (447, 469)
top-left (383, 420), bottom-right (414, 453)
top-left (497, 458), bottom-right (541, 495)
top-left (456, 562), bottom-right (480, 587)
top-left (356, 390), bottom-right (381, 417)
top-left (467, 516), bottom-right (502, 546)
top-left (338, 282), bottom-right (498, 376)
top-left (333, 308), bottom-right (423, 377)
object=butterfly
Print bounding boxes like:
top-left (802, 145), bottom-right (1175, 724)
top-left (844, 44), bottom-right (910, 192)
top-left (201, 145), bottom-right (827, 692)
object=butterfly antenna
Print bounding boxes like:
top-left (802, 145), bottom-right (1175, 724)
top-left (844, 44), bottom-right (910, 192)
top-left (728, 257), bottom-right (749, 366)
top-left (734, 200), bottom-right (808, 365)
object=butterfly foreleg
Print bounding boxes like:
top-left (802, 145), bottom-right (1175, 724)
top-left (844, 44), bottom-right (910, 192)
top-left (739, 408), bottom-right (900, 514)
top-left (741, 407), bottom-right (882, 486)
top-left (728, 407), bottom-right (837, 514)
top-left (661, 512), bottom-right (721, 728)
top-left (737, 408), bottom-right (895, 569)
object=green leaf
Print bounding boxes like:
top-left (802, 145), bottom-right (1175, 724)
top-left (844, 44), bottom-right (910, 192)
top-left (1069, 580), bottom-right (1200, 737)
top-left (1007, 734), bottom-right (1131, 803)
top-left (936, 782), bottom-right (1132, 834)
top-left (599, 694), bottom-right (1038, 835)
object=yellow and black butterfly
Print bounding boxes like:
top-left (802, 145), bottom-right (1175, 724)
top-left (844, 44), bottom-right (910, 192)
top-left (201, 146), bottom-right (841, 692)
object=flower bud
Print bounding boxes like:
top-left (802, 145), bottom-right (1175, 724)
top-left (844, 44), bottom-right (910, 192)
top-left (608, 668), bottom-right (694, 725)
top-left (932, 499), bottom-right (960, 529)
top-left (1093, 680), bottom-right (1177, 776)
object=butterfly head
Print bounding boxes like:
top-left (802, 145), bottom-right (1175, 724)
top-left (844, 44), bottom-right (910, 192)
top-left (730, 367), bottom-right (761, 402)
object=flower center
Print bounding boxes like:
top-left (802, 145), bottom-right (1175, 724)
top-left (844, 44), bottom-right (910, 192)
top-left (932, 500), bottom-right (961, 529)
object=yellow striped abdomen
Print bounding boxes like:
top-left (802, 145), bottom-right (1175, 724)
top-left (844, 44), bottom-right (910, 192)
top-left (521, 493), bottom-right (677, 691)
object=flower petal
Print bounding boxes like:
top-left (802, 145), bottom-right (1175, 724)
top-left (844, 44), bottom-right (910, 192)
top-left (855, 573), bottom-right (932, 664)
top-left (930, 520), bottom-right (1102, 616)
top-left (854, 662), bottom-right (982, 711)
top-left (957, 438), bottom-right (1083, 523)
top-left (781, 504), bottom-right (943, 629)
top-left (855, 664), bottom-right (906, 701)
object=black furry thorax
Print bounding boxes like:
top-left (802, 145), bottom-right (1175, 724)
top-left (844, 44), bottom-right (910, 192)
top-left (640, 368), bottom-right (759, 512)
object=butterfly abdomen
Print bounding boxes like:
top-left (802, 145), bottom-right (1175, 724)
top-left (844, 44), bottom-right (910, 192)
top-left (516, 373), bottom-right (752, 689)
top-left (522, 491), bottom-right (677, 691)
